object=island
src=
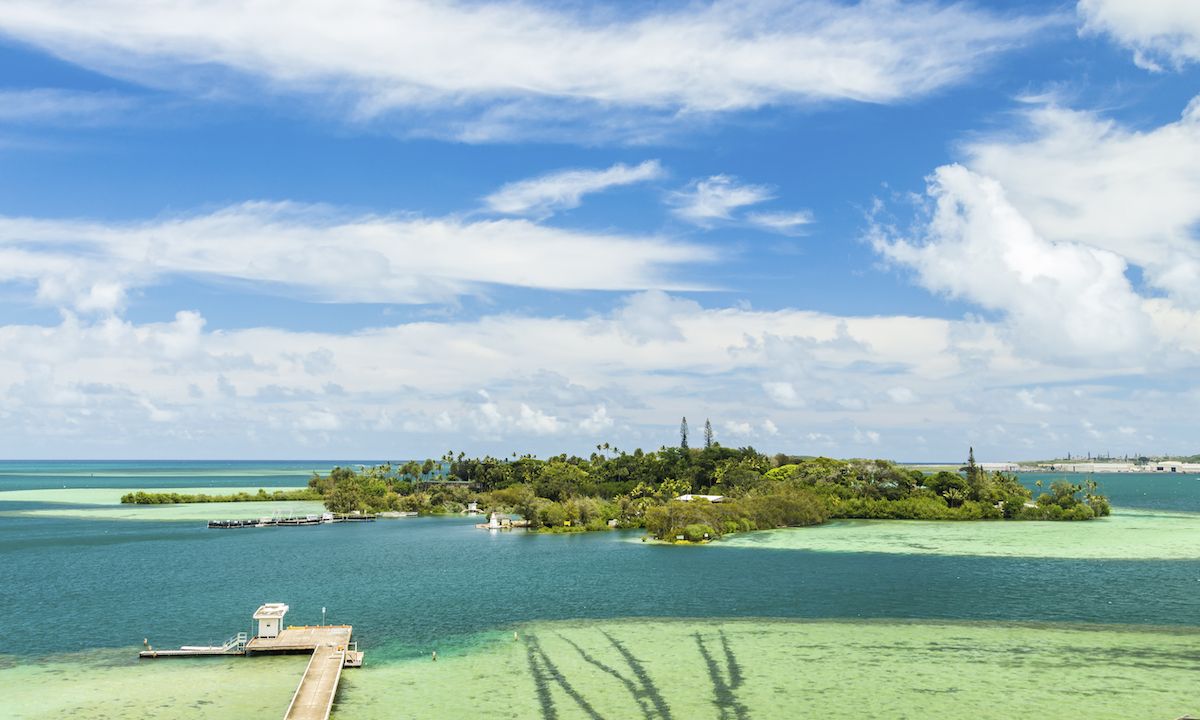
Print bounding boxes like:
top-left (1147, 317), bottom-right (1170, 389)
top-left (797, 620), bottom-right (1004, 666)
top-left (306, 439), bottom-right (1111, 543)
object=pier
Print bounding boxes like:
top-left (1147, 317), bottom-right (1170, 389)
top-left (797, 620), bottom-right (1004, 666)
top-left (140, 603), bottom-right (362, 719)
top-left (208, 512), bottom-right (377, 529)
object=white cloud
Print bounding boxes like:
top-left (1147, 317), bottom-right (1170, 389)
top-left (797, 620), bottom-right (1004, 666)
top-left (886, 386), bottom-right (917, 404)
top-left (853, 428), bottom-right (881, 445)
top-left (484, 160), bottom-right (664, 217)
top-left (516, 403), bottom-right (559, 435)
top-left (745, 210), bottom-right (815, 235)
top-left (0, 1), bottom-right (1054, 140)
top-left (611, 290), bottom-right (703, 344)
top-left (298, 410), bottom-right (340, 431)
top-left (761, 419), bottom-right (779, 435)
top-left (0, 290), bottom-right (1195, 458)
top-left (0, 202), bottom-right (715, 311)
top-left (669, 175), bottom-right (773, 227)
top-left (1017, 389), bottom-right (1051, 412)
top-left (872, 163), bottom-right (1153, 362)
top-left (763, 381), bottom-right (802, 407)
top-left (962, 96), bottom-right (1200, 310)
top-left (723, 420), bottom-right (753, 437)
top-left (1078, 0), bottom-right (1200, 70)
top-left (579, 405), bottom-right (614, 434)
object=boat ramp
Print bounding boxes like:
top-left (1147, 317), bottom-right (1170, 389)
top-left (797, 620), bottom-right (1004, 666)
top-left (140, 603), bottom-right (362, 720)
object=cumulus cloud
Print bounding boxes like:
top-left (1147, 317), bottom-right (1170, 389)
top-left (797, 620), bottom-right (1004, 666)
top-left (763, 381), bottom-right (802, 407)
top-left (872, 94), bottom-right (1200, 369)
top-left (0, 1), bottom-right (1054, 139)
top-left (1078, 0), bottom-right (1200, 70)
top-left (0, 292), bottom-right (1196, 457)
top-left (0, 202), bottom-right (715, 311)
top-left (579, 405), bottom-right (614, 434)
top-left (872, 163), bottom-right (1153, 362)
top-left (723, 420), bottom-right (753, 437)
top-left (962, 96), bottom-right (1200, 309)
top-left (853, 428), bottom-right (881, 445)
top-left (484, 160), bottom-right (664, 217)
top-left (669, 175), bottom-right (774, 227)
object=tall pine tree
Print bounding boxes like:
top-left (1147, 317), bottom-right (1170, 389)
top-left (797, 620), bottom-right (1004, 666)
top-left (704, 418), bottom-right (714, 448)
top-left (680, 417), bottom-right (689, 449)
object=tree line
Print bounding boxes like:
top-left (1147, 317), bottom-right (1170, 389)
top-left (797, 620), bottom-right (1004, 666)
top-left (307, 443), bottom-right (1111, 541)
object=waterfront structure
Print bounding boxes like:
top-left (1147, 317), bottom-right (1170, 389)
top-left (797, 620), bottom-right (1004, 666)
top-left (253, 602), bottom-right (288, 639)
top-left (140, 603), bottom-right (363, 720)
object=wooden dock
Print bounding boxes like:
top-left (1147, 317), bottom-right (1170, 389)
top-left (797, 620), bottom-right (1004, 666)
top-left (284, 643), bottom-right (346, 720)
top-left (140, 606), bottom-right (363, 719)
top-left (246, 625), bottom-right (353, 653)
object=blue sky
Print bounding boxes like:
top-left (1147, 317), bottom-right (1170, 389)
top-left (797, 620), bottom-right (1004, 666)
top-left (0, 0), bottom-right (1198, 460)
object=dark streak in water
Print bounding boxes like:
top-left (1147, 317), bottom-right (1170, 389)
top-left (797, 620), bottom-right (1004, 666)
top-left (559, 635), bottom-right (653, 719)
top-left (695, 631), bottom-right (750, 720)
top-left (601, 631), bottom-right (674, 720)
top-left (525, 634), bottom-right (558, 720)
top-left (525, 634), bottom-right (604, 720)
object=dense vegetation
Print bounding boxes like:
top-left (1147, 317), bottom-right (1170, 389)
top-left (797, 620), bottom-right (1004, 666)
top-left (307, 442), bottom-right (1111, 542)
top-left (120, 488), bottom-right (322, 504)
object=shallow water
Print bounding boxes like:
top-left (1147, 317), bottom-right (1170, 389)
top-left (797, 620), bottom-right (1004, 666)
top-left (6, 619), bottom-right (1196, 719)
top-left (2, 649), bottom-right (304, 719)
top-left (0, 485), bottom-right (322, 521)
top-left (718, 508), bottom-right (1200, 559)
top-left (0, 487), bottom-right (307, 505)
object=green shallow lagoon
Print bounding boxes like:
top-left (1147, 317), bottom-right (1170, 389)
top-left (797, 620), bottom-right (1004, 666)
top-left (7, 619), bottom-right (1197, 719)
top-left (2, 649), bottom-right (305, 719)
top-left (0, 486), bottom-right (308, 505)
top-left (717, 508), bottom-right (1200, 559)
top-left (0, 486), bottom-right (322, 520)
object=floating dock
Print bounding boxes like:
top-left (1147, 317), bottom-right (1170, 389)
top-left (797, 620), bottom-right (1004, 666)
top-left (140, 603), bottom-right (362, 719)
top-left (208, 512), bottom-right (377, 529)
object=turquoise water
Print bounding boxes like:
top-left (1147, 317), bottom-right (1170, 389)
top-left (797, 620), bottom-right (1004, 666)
top-left (1, 463), bottom-right (1198, 718)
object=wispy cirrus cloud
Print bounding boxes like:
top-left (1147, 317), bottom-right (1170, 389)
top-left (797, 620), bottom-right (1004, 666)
top-left (669, 175), bottom-right (775, 227)
top-left (484, 160), bottom-right (664, 217)
top-left (669, 175), bottom-right (814, 234)
top-left (745, 210), bottom-right (815, 235)
top-left (0, 201), bottom-right (716, 312)
top-left (0, 88), bottom-right (137, 125)
top-left (0, 0), bottom-right (1059, 140)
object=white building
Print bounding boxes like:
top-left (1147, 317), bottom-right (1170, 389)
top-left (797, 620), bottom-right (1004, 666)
top-left (676, 494), bottom-right (725, 503)
top-left (253, 603), bottom-right (289, 639)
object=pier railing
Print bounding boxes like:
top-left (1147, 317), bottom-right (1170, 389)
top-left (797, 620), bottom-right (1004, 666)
top-left (223, 632), bottom-right (248, 653)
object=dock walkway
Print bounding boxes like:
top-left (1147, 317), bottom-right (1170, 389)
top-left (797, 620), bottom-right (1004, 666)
top-left (284, 643), bottom-right (345, 720)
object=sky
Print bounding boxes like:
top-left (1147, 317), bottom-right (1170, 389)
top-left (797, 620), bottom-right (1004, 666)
top-left (0, 0), bottom-right (1198, 461)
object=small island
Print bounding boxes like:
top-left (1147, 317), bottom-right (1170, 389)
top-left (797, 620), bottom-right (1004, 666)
top-left (304, 427), bottom-right (1110, 543)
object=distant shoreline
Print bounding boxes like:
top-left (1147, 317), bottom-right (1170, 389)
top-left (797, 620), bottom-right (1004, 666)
top-left (902, 462), bottom-right (1200, 474)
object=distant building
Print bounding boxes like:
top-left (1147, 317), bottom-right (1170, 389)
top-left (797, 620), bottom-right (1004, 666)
top-left (676, 494), bottom-right (725, 503)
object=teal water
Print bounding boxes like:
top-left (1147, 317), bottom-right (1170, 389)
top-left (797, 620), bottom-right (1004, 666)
top-left (1, 463), bottom-right (1198, 657)
top-left (1, 463), bottom-right (1199, 718)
